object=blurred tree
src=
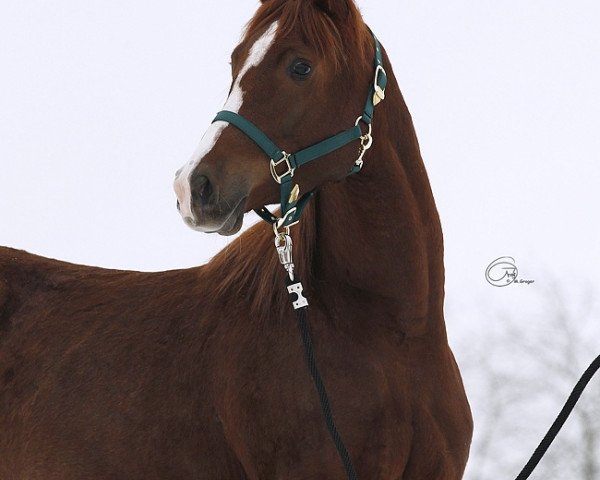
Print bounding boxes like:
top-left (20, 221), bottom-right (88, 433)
top-left (453, 280), bottom-right (600, 480)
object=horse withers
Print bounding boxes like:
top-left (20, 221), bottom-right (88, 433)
top-left (1, 0), bottom-right (472, 478)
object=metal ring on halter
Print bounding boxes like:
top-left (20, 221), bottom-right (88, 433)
top-left (270, 152), bottom-right (294, 184)
top-left (355, 116), bottom-right (373, 137)
top-left (273, 222), bottom-right (290, 242)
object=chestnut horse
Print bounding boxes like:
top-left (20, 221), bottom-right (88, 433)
top-left (0, 0), bottom-right (472, 478)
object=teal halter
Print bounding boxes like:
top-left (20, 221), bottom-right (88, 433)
top-left (212, 33), bottom-right (387, 231)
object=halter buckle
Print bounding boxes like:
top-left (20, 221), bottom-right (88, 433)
top-left (270, 152), bottom-right (295, 184)
top-left (373, 65), bottom-right (386, 106)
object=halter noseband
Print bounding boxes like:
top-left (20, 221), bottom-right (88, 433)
top-left (212, 32), bottom-right (387, 232)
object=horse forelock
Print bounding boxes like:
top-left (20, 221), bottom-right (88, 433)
top-left (245, 0), bottom-right (372, 72)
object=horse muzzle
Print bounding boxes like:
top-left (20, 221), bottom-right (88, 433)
top-left (174, 170), bottom-right (247, 236)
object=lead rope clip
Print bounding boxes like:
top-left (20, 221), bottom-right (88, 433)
top-left (274, 227), bottom-right (309, 309)
top-left (274, 228), bottom-right (295, 281)
top-left (354, 116), bottom-right (373, 172)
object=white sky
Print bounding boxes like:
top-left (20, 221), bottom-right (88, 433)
top-left (1, 1), bottom-right (599, 475)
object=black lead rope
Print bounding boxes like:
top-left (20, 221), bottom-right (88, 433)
top-left (514, 354), bottom-right (600, 480)
top-left (286, 277), bottom-right (358, 480)
top-left (284, 270), bottom-right (600, 480)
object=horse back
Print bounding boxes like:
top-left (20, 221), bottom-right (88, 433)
top-left (0, 246), bottom-right (72, 332)
top-left (0, 246), bottom-right (249, 479)
top-left (0, 246), bottom-right (122, 331)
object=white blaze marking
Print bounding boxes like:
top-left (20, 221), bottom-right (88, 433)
top-left (174, 21), bottom-right (279, 221)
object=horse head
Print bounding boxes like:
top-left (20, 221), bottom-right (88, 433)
top-left (173, 0), bottom-right (375, 235)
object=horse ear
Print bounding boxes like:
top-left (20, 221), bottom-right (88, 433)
top-left (312, 0), bottom-right (351, 20)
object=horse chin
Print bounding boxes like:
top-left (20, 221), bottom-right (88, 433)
top-left (215, 209), bottom-right (244, 236)
top-left (183, 196), bottom-right (246, 236)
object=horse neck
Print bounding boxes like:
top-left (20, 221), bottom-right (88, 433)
top-left (205, 66), bottom-right (446, 337)
top-left (312, 68), bottom-right (446, 337)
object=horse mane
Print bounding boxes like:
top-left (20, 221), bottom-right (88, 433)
top-left (245, 0), bottom-right (372, 71)
top-left (203, 202), bottom-right (317, 321)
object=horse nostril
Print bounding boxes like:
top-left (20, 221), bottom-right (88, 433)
top-left (191, 174), bottom-right (212, 205)
top-left (176, 200), bottom-right (181, 211)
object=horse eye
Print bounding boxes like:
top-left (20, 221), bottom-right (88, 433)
top-left (289, 60), bottom-right (312, 80)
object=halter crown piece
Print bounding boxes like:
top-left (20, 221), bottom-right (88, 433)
top-left (212, 31), bottom-right (387, 235)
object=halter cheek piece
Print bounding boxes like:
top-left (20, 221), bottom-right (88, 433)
top-left (212, 33), bottom-right (387, 233)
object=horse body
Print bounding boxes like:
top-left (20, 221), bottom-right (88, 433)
top-left (0, 211), bottom-right (468, 479)
top-left (1, 0), bottom-right (472, 478)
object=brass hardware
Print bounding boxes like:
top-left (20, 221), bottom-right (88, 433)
top-left (354, 116), bottom-right (374, 171)
top-left (372, 65), bottom-right (386, 107)
top-left (373, 85), bottom-right (385, 106)
top-left (269, 152), bottom-right (294, 184)
top-left (289, 184), bottom-right (300, 204)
